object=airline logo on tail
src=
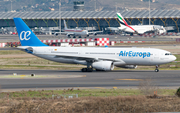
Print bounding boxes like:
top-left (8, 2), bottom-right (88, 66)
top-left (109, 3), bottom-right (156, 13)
top-left (117, 13), bottom-right (136, 32)
top-left (14, 18), bottom-right (47, 46)
top-left (20, 31), bottom-right (31, 41)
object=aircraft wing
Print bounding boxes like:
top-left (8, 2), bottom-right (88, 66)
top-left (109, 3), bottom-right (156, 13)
top-left (137, 30), bottom-right (152, 34)
top-left (107, 27), bottom-right (119, 31)
top-left (55, 54), bottom-right (122, 62)
top-left (88, 31), bottom-right (103, 35)
top-left (54, 32), bottom-right (75, 36)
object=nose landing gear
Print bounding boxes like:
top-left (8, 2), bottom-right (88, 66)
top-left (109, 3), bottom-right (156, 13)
top-left (155, 65), bottom-right (159, 72)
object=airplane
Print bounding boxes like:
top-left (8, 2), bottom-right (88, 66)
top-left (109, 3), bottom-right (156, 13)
top-left (54, 20), bottom-right (103, 38)
top-left (116, 13), bottom-right (166, 36)
top-left (14, 18), bottom-right (176, 72)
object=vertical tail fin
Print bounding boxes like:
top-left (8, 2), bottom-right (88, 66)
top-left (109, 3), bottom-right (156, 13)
top-left (14, 18), bottom-right (47, 46)
top-left (117, 13), bottom-right (136, 32)
top-left (63, 20), bottom-right (68, 30)
top-left (117, 13), bottom-right (127, 27)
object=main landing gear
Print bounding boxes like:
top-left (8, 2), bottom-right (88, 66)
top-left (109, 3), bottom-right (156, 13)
top-left (81, 62), bottom-right (93, 72)
top-left (81, 68), bottom-right (93, 72)
top-left (155, 65), bottom-right (159, 72)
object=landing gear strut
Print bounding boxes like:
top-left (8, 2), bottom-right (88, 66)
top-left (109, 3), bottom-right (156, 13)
top-left (155, 65), bottom-right (159, 72)
top-left (81, 62), bottom-right (93, 72)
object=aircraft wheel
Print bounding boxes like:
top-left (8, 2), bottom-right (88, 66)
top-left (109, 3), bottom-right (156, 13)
top-left (155, 69), bottom-right (159, 72)
top-left (79, 36), bottom-right (82, 38)
top-left (87, 68), bottom-right (93, 72)
top-left (96, 69), bottom-right (103, 71)
top-left (73, 36), bottom-right (76, 38)
top-left (81, 68), bottom-right (87, 72)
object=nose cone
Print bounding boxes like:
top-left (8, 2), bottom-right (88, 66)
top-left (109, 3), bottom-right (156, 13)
top-left (171, 55), bottom-right (177, 61)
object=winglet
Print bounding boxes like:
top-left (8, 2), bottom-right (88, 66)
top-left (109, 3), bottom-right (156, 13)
top-left (13, 18), bottom-right (47, 46)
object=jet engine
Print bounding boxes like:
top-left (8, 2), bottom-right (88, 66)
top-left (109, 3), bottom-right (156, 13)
top-left (117, 65), bottom-right (137, 69)
top-left (66, 34), bottom-right (71, 37)
top-left (92, 61), bottom-right (114, 71)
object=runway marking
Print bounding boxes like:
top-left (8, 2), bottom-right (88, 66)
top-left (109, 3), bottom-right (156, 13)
top-left (20, 75), bottom-right (26, 79)
top-left (95, 87), bottom-right (105, 89)
top-left (0, 75), bottom-right (85, 79)
top-left (113, 87), bottom-right (117, 89)
top-left (116, 79), bottom-right (143, 81)
top-left (20, 75), bottom-right (26, 77)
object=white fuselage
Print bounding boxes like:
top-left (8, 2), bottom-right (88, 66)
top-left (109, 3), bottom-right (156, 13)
top-left (64, 29), bottom-right (89, 36)
top-left (118, 25), bottom-right (166, 34)
top-left (30, 47), bottom-right (176, 66)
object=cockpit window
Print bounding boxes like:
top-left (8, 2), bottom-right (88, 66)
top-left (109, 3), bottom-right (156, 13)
top-left (165, 53), bottom-right (172, 55)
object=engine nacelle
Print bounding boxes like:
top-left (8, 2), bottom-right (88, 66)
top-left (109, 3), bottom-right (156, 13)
top-left (92, 61), bottom-right (114, 71)
top-left (54, 32), bottom-right (59, 36)
top-left (66, 34), bottom-right (70, 37)
top-left (117, 65), bottom-right (137, 69)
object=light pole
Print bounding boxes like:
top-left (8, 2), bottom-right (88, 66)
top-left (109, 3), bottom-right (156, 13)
top-left (95, 0), bottom-right (96, 11)
top-left (59, 0), bottom-right (61, 37)
top-left (11, 0), bottom-right (12, 12)
top-left (149, 0), bottom-right (151, 25)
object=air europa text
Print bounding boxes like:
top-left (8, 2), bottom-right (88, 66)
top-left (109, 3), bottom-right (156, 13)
top-left (119, 51), bottom-right (151, 58)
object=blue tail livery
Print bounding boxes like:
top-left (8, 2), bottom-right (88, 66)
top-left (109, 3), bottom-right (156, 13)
top-left (13, 18), bottom-right (47, 46)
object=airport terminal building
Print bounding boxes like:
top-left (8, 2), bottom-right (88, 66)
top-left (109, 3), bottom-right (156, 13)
top-left (0, 10), bottom-right (180, 32)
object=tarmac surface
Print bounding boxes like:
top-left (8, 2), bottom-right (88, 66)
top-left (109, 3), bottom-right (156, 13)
top-left (0, 34), bottom-right (176, 43)
top-left (0, 69), bottom-right (180, 90)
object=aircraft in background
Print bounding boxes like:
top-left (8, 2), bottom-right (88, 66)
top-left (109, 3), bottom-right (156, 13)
top-left (54, 20), bottom-right (103, 38)
top-left (14, 18), bottom-right (176, 72)
top-left (113, 13), bottom-right (167, 36)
